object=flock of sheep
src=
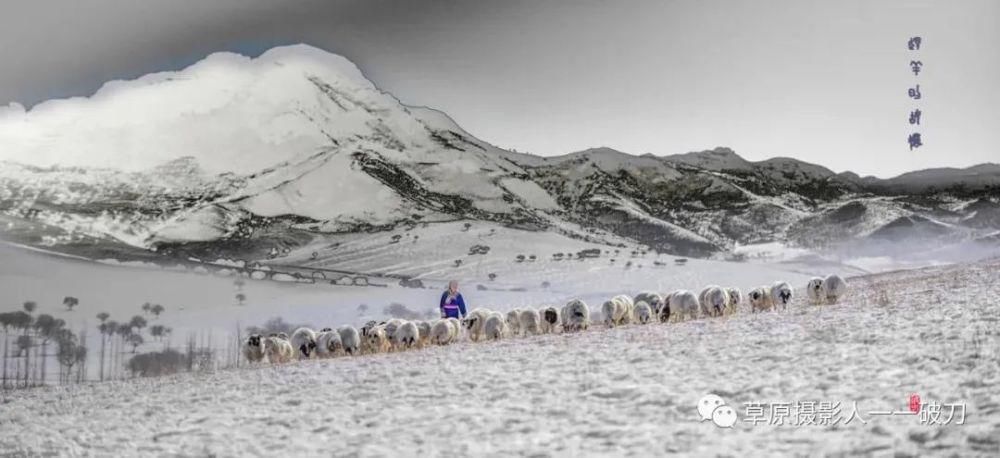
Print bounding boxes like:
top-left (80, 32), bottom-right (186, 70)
top-left (241, 274), bottom-right (848, 365)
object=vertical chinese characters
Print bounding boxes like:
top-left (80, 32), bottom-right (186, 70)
top-left (908, 36), bottom-right (923, 150)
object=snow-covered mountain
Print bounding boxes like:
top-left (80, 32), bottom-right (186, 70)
top-left (0, 44), bottom-right (998, 269)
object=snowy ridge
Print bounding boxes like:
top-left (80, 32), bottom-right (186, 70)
top-left (0, 44), bottom-right (998, 268)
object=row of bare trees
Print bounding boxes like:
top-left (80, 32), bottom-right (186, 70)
top-left (95, 303), bottom-right (172, 381)
top-left (0, 300), bottom-right (88, 389)
top-left (0, 297), bottom-right (179, 389)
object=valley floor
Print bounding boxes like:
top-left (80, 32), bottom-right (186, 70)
top-left (2, 260), bottom-right (1000, 456)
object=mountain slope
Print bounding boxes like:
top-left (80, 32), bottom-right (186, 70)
top-left (0, 44), bottom-right (998, 268)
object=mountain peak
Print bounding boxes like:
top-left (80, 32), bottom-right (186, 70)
top-left (662, 147), bottom-right (752, 171)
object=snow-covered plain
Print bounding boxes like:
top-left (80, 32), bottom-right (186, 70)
top-left (2, 255), bottom-right (999, 456)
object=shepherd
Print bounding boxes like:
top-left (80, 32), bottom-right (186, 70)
top-left (440, 280), bottom-right (468, 319)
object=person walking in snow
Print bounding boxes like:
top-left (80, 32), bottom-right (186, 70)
top-left (440, 280), bottom-right (467, 319)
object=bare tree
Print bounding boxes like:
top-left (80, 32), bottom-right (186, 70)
top-left (96, 313), bottom-right (109, 381)
top-left (34, 314), bottom-right (65, 385)
top-left (63, 297), bottom-right (79, 312)
top-left (128, 333), bottom-right (144, 354)
top-left (20, 302), bottom-right (35, 388)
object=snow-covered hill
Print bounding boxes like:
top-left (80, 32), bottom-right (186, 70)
top-left (3, 257), bottom-right (998, 456)
top-left (0, 44), bottom-right (998, 272)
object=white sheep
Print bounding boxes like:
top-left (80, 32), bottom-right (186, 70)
top-left (806, 277), bottom-right (825, 304)
top-left (540, 306), bottom-right (560, 334)
top-left (364, 324), bottom-right (391, 354)
top-left (563, 299), bottom-right (591, 332)
top-left (770, 281), bottom-right (794, 310)
top-left (263, 335), bottom-right (294, 364)
top-left (316, 329), bottom-right (343, 358)
top-left (338, 326), bottom-right (361, 355)
top-left (505, 309), bottom-right (523, 337)
top-left (666, 290), bottom-right (700, 321)
top-left (484, 312), bottom-right (508, 340)
top-left (748, 286), bottom-right (773, 312)
top-left (519, 309), bottom-right (541, 336)
top-left (446, 317), bottom-right (462, 341)
top-left (634, 301), bottom-right (653, 324)
top-left (382, 318), bottom-right (405, 344)
top-left (290, 327), bottom-right (318, 359)
top-left (602, 298), bottom-right (627, 328)
top-left (394, 321), bottom-right (420, 349)
top-left (611, 294), bottom-right (635, 324)
top-left (822, 274), bottom-right (848, 304)
top-left (242, 334), bottom-right (265, 364)
top-left (415, 320), bottom-right (432, 347)
top-left (725, 287), bottom-right (743, 315)
top-left (462, 309), bottom-right (492, 342)
top-left (634, 291), bottom-right (664, 317)
top-left (431, 319), bottom-right (454, 345)
top-left (700, 286), bottom-right (730, 318)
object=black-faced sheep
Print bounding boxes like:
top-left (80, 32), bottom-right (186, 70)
top-left (748, 286), bottom-right (773, 312)
top-left (563, 299), bottom-right (591, 332)
top-left (540, 306), bottom-right (560, 334)
top-left (462, 309), bottom-right (491, 342)
top-left (242, 334), bottom-right (265, 363)
top-left (290, 327), bottom-right (318, 359)
top-left (770, 281), bottom-right (793, 310)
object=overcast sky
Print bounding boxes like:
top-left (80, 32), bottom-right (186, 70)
top-left (1, 0), bottom-right (997, 177)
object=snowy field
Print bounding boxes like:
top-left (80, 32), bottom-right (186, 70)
top-left (2, 257), bottom-right (999, 456)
